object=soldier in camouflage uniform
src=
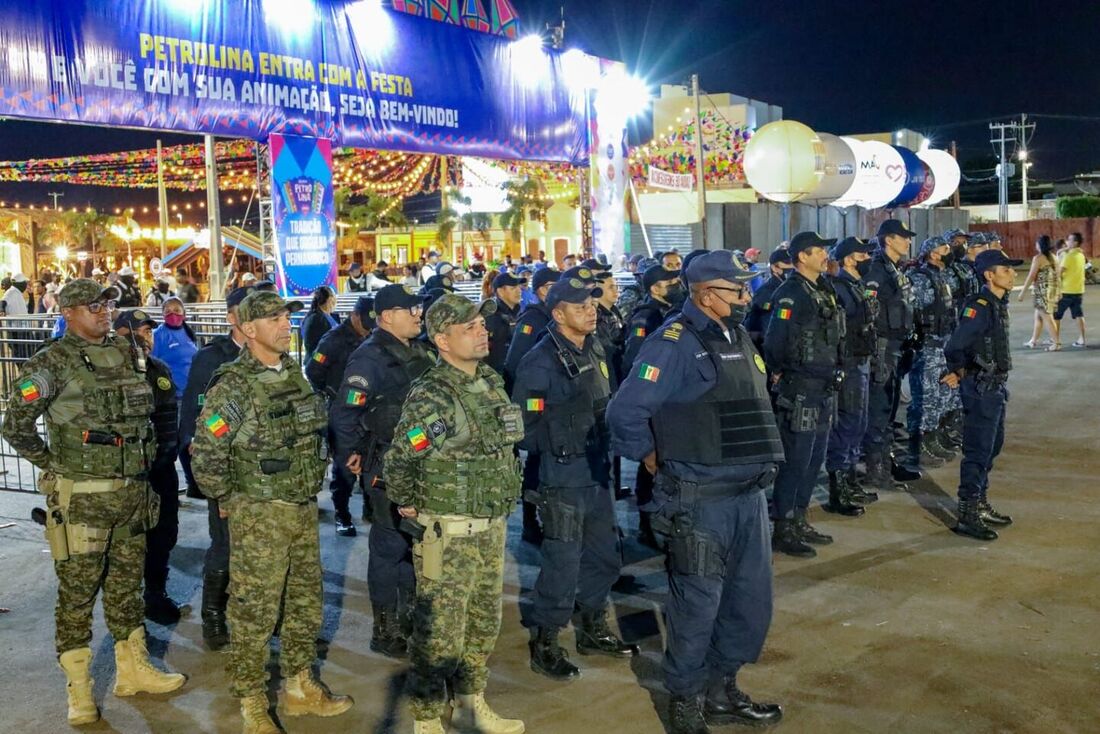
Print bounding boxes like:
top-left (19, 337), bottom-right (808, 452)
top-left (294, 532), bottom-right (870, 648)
top-left (1, 279), bottom-right (186, 726)
top-left (384, 293), bottom-right (525, 734)
top-left (907, 238), bottom-right (962, 469)
top-left (191, 291), bottom-right (353, 734)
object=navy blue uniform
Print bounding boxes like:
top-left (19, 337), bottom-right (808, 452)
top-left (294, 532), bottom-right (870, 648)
top-left (608, 298), bottom-right (783, 697)
top-left (744, 274), bottom-right (783, 349)
top-left (512, 332), bottom-right (620, 630)
top-left (944, 288), bottom-right (1011, 503)
top-left (860, 249), bottom-right (914, 464)
top-left (306, 318), bottom-right (367, 520)
top-left (330, 329), bottom-right (434, 609)
top-left (596, 302), bottom-right (626, 382)
top-left (763, 272), bottom-right (843, 520)
top-left (143, 356), bottom-right (180, 599)
top-left (621, 296), bottom-right (672, 372)
top-left (484, 297), bottom-right (520, 376)
top-left (504, 301), bottom-right (552, 386)
top-left (826, 270), bottom-right (875, 473)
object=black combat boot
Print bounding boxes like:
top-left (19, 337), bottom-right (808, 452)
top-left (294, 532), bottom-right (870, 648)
top-left (793, 508), bottom-right (833, 545)
top-left (891, 450), bottom-right (921, 482)
top-left (370, 604), bottom-right (408, 658)
top-left (144, 590), bottom-right (189, 626)
top-left (910, 432), bottom-right (944, 468)
top-left (845, 467), bottom-right (878, 504)
top-left (863, 453), bottom-right (898, 493)
top-left (669, 695), bottom-right (710, 734)
top-left (826, 471), bottom-right (865, 517)
top-left (771, 519), bottom-right (815, 558)
top-left (529, 627), bottom-right (580, 680)
top-left (953, 499), bottom-right (998, 541)
top-left (926, 429), bottom-right (957, 460)
top-left (576, 608), bottom-right (638, 657)
top-left (978, 492), bottom-right (1013, 526)
top-left (335, 510), bottom-right (357, 537)
top-left (704, 675), bottom-right (783, 727)
top-left (201, 569), bottom-right (230, 651)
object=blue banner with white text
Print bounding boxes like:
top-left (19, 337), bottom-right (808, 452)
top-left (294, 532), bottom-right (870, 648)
top-left (270, 134), bottom-right (337, 296)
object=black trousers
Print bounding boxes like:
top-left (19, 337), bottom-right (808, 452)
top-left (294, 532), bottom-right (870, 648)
top-left (144, 459), bottom-right (179, 594)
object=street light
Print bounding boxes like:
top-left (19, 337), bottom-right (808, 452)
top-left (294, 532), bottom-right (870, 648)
top-left (1018, 149), bottom-right (1028, 161)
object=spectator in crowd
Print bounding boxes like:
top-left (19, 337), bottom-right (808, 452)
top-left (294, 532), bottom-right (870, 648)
top-left (42, 282), bottom-right (59, 313)
top-left (146, 275), bottom-right (175, 308)
top-left (420, 250), bottom-right (441, 283)
top-left (302, 284), bottom-right (339, 357)
top-left (1019, 235), bottom-right (1062, 350)
top-left (1054, 231), bottom-right (1087, 347)
top-left (346, 262), bottom-right (369, 292)
top-left (91, 268), bottom-right (106, 285)
top-left (151, 297), bottom-right (199, 402)
top-left (561, 253), bottom-right (578, 270)
top-left (177, 268), bottom-right (201, 303)
top-left (660, 250), bottom-right (683, 271)
top-left (116, 266), bottom-right (141, 307)
top-left (400, 263), bottom-right (420, 289)
top-left (30, 280), bottom-right (47, 313)
top-left (3, 273), bottom-right (29, 316)
top-left (365, 261), bottom-right (392, 290)
top-left (468, 256), bottom-right (487, 278)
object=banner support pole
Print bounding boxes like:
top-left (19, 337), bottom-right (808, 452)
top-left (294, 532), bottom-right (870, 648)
top-left (205, 135), bottom-right (225, 298)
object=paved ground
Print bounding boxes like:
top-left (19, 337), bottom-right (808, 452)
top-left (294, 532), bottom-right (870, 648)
top-left (1, 287), bottom-right (1098, 734)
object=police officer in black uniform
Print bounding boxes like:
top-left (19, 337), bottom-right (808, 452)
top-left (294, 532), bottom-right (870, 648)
top-left (943, 249), bottom-right (1021, 541)
top-left (505, 267), bottom-right (562, 544)
top-left (621, 265), bottom-right (682, 370)
top-left (825, 237), bottom-right (879, 509)
top-left (764, 232), bottom-right (850, 558)
top-left (484, 272), bottom-right (525, 375)
top-left (113, 309), bottom-right (188, 624)
top-left (861, 220), bottom-right (920, 492)
top-left (608, 250), bottom-right (783, 733)
top-left (179, 285), bottom-right (250, 650)
top-left (512, 277), bottom-right (637, 681)
top-left (305, 295), bottom-right (374, 536)
top-left (330, 284), bottom-right (434, 657)
top-left (745, 248), bottom-right (793, 350)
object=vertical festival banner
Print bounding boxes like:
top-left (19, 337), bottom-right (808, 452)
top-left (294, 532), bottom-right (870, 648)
top-left (269, 134), bottom-right (336, 296)
top-left (588, 62), bottom-right (630, 263)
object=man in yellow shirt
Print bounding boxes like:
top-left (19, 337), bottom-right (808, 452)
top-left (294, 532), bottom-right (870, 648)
top-left (1055, 232), bottom-right (1087, 347)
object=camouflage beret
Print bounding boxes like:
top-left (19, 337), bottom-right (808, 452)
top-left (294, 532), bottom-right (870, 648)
top-left (237, 290), bottom-right (303, 323)
top-left (58, 278), bottom-right (119, 309)
top-left (425, 293), bottom-right (497, 338)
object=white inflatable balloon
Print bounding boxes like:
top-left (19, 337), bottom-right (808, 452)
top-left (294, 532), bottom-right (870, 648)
top-left (743, 120), bottom-right (825, 203)
top-left (805, 132), bottom-right (857, 204)
top-left (856, 140), bottom-right (907, 209)
top-left (914, 148), bottom-right (962, 207)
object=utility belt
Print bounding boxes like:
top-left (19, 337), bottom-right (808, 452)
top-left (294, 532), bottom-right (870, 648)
top-left (36, 473), bottom-right (159, 561)
top-left (966, 369), bottom-right (1009, 392)
top-left (405, 512), bottom-right (499, 581)
top-left (656, 467), bottom-right (777, 506)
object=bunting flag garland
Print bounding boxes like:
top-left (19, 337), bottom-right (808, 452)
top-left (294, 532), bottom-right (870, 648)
top-left (389, 0), bottom-right (518, 37)
top-left (628, 109), bottom-right (754, 191)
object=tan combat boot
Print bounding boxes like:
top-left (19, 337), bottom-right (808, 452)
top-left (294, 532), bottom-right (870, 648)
top-left (112, 626), bottom-right (187, 696)
top-left (282, 668), bottom-right (354, 717)
top-left (240, 692), bottom-right (280, 734)
top-left (413, 719), bottom-right (446, 734)
top-left (58, 648), bottom-right (99, 725)
top-left (451, 693), bottom-right (525, 734)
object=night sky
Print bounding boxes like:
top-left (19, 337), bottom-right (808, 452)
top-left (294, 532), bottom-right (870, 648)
top-left (3, 0), bottom-right (1099, 220)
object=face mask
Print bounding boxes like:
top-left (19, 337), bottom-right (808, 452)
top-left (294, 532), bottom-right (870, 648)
top-left (157, 283), bottom-right (169, 293)
top-left (724, 305), bottom-right (747, 327)
top-left (664, 283), bottom-right (687, 309)
top-left (855, 260), bottom-right (872, 278)
top-left (954, 245), bottom-right (967, 260)
top-left (164, 312), bottom-right (185, 329)
top-left (941, 251), bottom-right (955, 267)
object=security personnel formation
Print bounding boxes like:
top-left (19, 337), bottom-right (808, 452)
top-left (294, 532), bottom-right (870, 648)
top-left (5, 227), bottom-right (1025, 731)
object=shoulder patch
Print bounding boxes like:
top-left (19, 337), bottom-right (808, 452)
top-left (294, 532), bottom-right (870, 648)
top-left (205, 413), bottom-right (231, 438)
top-left (156, 376), bottom-right (172, 392)
top-left (762, 302), bottom-right (772, 311)
top-left (221, 399), bottom-right (245, 425)
top-left (312, 351), bottom-right (327, 364)
top-left (638, 363), bottom-right (661, 382)
top-left (753, 353), bottom-right (766, 373)
top-left (346, 389), bottom-right (367, 406)
top-left (778, 297), bottom-right (794, 305)
top-left (632, 326), bottom-right (647, 338)
top-left (661, 322), bottom-right (683, 341)
top-left (520, 323), bottom-right (534, 335)
top-left (524, 392), bottom-right (546, 412)
top-left (18, 372), bottom-right (51, 403)
top-left (777, 307), bottom-right (793, 320)
top-left (962, 307), bottom-right (979, 319)
top-left (599, 361), bottom-right (609, 379)
top-left (406, 426), bottom-right (431, 452)
top-left (346, 374), bottom-right (369, 389)
top-left (865, 280), bottom-right (880, 289)
top-left (427, 416), bottom-right (448, 437)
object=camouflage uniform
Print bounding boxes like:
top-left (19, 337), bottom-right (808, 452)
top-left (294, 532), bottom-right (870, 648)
top-left (191, 292), bottom-right (331, 699)
top-left (908, 242), bottom-right (961, 440)
top-left (1, 280), bottom-right (154, 655)
top-left (384, 294), bottom-right (524, 722)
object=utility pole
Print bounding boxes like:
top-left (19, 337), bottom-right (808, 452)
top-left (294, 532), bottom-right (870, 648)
top-left (204, 135), bottom-right (225, 298)
top-left (156, 140), bottom-right (169, 260)
top-left (989, 121), bottom-right (1016, 222)
top-left (48, 192), bottom-right (64, 211)
top-left (691, 73), bottom-right (708, 248)
top-left (950, 141), bottom-right (961, 209)
top-left (1018, 113), bottom-right (1036, 215)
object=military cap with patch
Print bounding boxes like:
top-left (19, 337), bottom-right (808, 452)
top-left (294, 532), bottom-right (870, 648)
top-left (237, 290), bottom-right (304, 323)
top-left (425, 293), bottom-right (497, 338)
top-left (561, 265), bottom-right (600, 284)
top-left (492, 272), bottom-right (527, 290)
top-left (546, 277), bottom-right (603, 309)
top-left (374, 283), bottom-right (425, 313)
top-left (580, 257), bottom-right (611, 271)
top-left (58, 278), bottom-right (120, 309)
top-left (684, 249), bottom-right (757, 284)
top-left (919, 236), bottom-right (950, 259)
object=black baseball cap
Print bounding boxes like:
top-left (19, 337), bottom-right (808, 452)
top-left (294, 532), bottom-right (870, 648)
top-left (831, 237), bottom-right (874, 261)
top-left (974, 250), bottom-right (1023, 275)
top-left (580, 257), bottom-right (611, 271)
top-left (492, 272), bottom-right (527, 290)
top-left (788, 231), bottom-right (837, 259)
top-left (353, 295), bottom-right (375, 318)
top-left (546, 277), bottom-right (602, 309)
top-left (769, 248), bottom-right (793, 265)
top-left (531, 267), bottom-right (561, 292)
top-left (113, 308), bottom-right (156, 332)
top-left (642, 265), bottom-right (681, 291)
top-left (876, 219), bottom-right (917, 239)
top-left (373, 284), bottom-right (425, 313)
top-left (561, 265), bottom-right (601, 284)
top-left (226, 286), bottom-right (251, 309)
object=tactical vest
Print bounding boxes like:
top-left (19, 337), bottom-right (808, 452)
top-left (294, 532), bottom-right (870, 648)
top-left (970, 293), bottom-right (1012, 375)
top-left (953, 260), bottom-right (980, 304)
top-left (870, 251), bottom-right (914, 339)
top-left (362, 340), bottom-right (434, 452)
top-left (652, 319), bottom-right (785, 466)
top-left (227, 361), bottom-right (329, 503)
top-left (416, 366), bottom-right (524, 518)
top-left (46, 337), bottom-right (154, 480)
top-left (786, 275), bottom-right (844, 368)
top-left (540, 336), bottom-right (611, 458)
top-left (914, 265), bottom-right (956, 338)
top-left (832, 274), bottom-right (876, 362)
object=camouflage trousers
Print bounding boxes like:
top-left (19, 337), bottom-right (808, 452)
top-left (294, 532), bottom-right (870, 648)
top-left (227, 497), bottom-right (322, 698)
top-left (407, 516), bottom-right (506, 721)
top-left (907, 342), bottom-right (961, 434)
top-left (54, 481), bottom-right (147, 654)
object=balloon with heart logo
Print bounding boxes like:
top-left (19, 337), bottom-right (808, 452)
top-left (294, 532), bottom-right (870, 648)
top-left (885, 145), bottom-right (930, 208)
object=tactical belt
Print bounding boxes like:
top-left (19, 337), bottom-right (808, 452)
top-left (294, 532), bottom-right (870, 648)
top-left (59, 477), bottom-right (128, 494)
top-left (663, 466), bottom-right (777, 500)
top-left (418, 513), bottom-right (496, 537)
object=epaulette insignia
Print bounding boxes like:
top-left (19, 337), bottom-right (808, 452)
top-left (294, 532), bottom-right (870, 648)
top-left (662, 323), bottom-right (683, 341)
top-left (976, 298), bottom-right (988, 306)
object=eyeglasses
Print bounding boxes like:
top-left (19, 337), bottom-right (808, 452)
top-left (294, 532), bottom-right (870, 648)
top-left (86, 300), bottom-right (117, 314)
top-left (406, 306), bottom-right (423, 316)
top-left (707, 286), bottom-right (746, 298)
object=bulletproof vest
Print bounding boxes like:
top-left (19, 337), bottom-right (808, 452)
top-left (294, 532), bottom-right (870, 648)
top-left (630, 298), bottom-right (669, 329)
top-left (416, 365), bottom-right (524, 517)
top-left (362, 338), bottom-right (434, 450)
top-left (46, 336), bottom-right (155, 480)
top-left (953, 261), bottom-right (979, 305)
top-left (971, 293), bottom-right (1012, 374)
top-left (539, 335), bottom-right (612, 458)
top-left (915, 265), bottom-right (956, 338)
top-left (652, 319), bottom-right (784, 466)
top-left (225, 358), bottom-right (330, 503)
top-left (784, 275), bottom-right (844, 369)
top-left (596, 304), bottom-right (623, 347)
top-left (832, 274), bottom-right (876, 361)
top-left (869, 251), bottom-right (914, 339)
